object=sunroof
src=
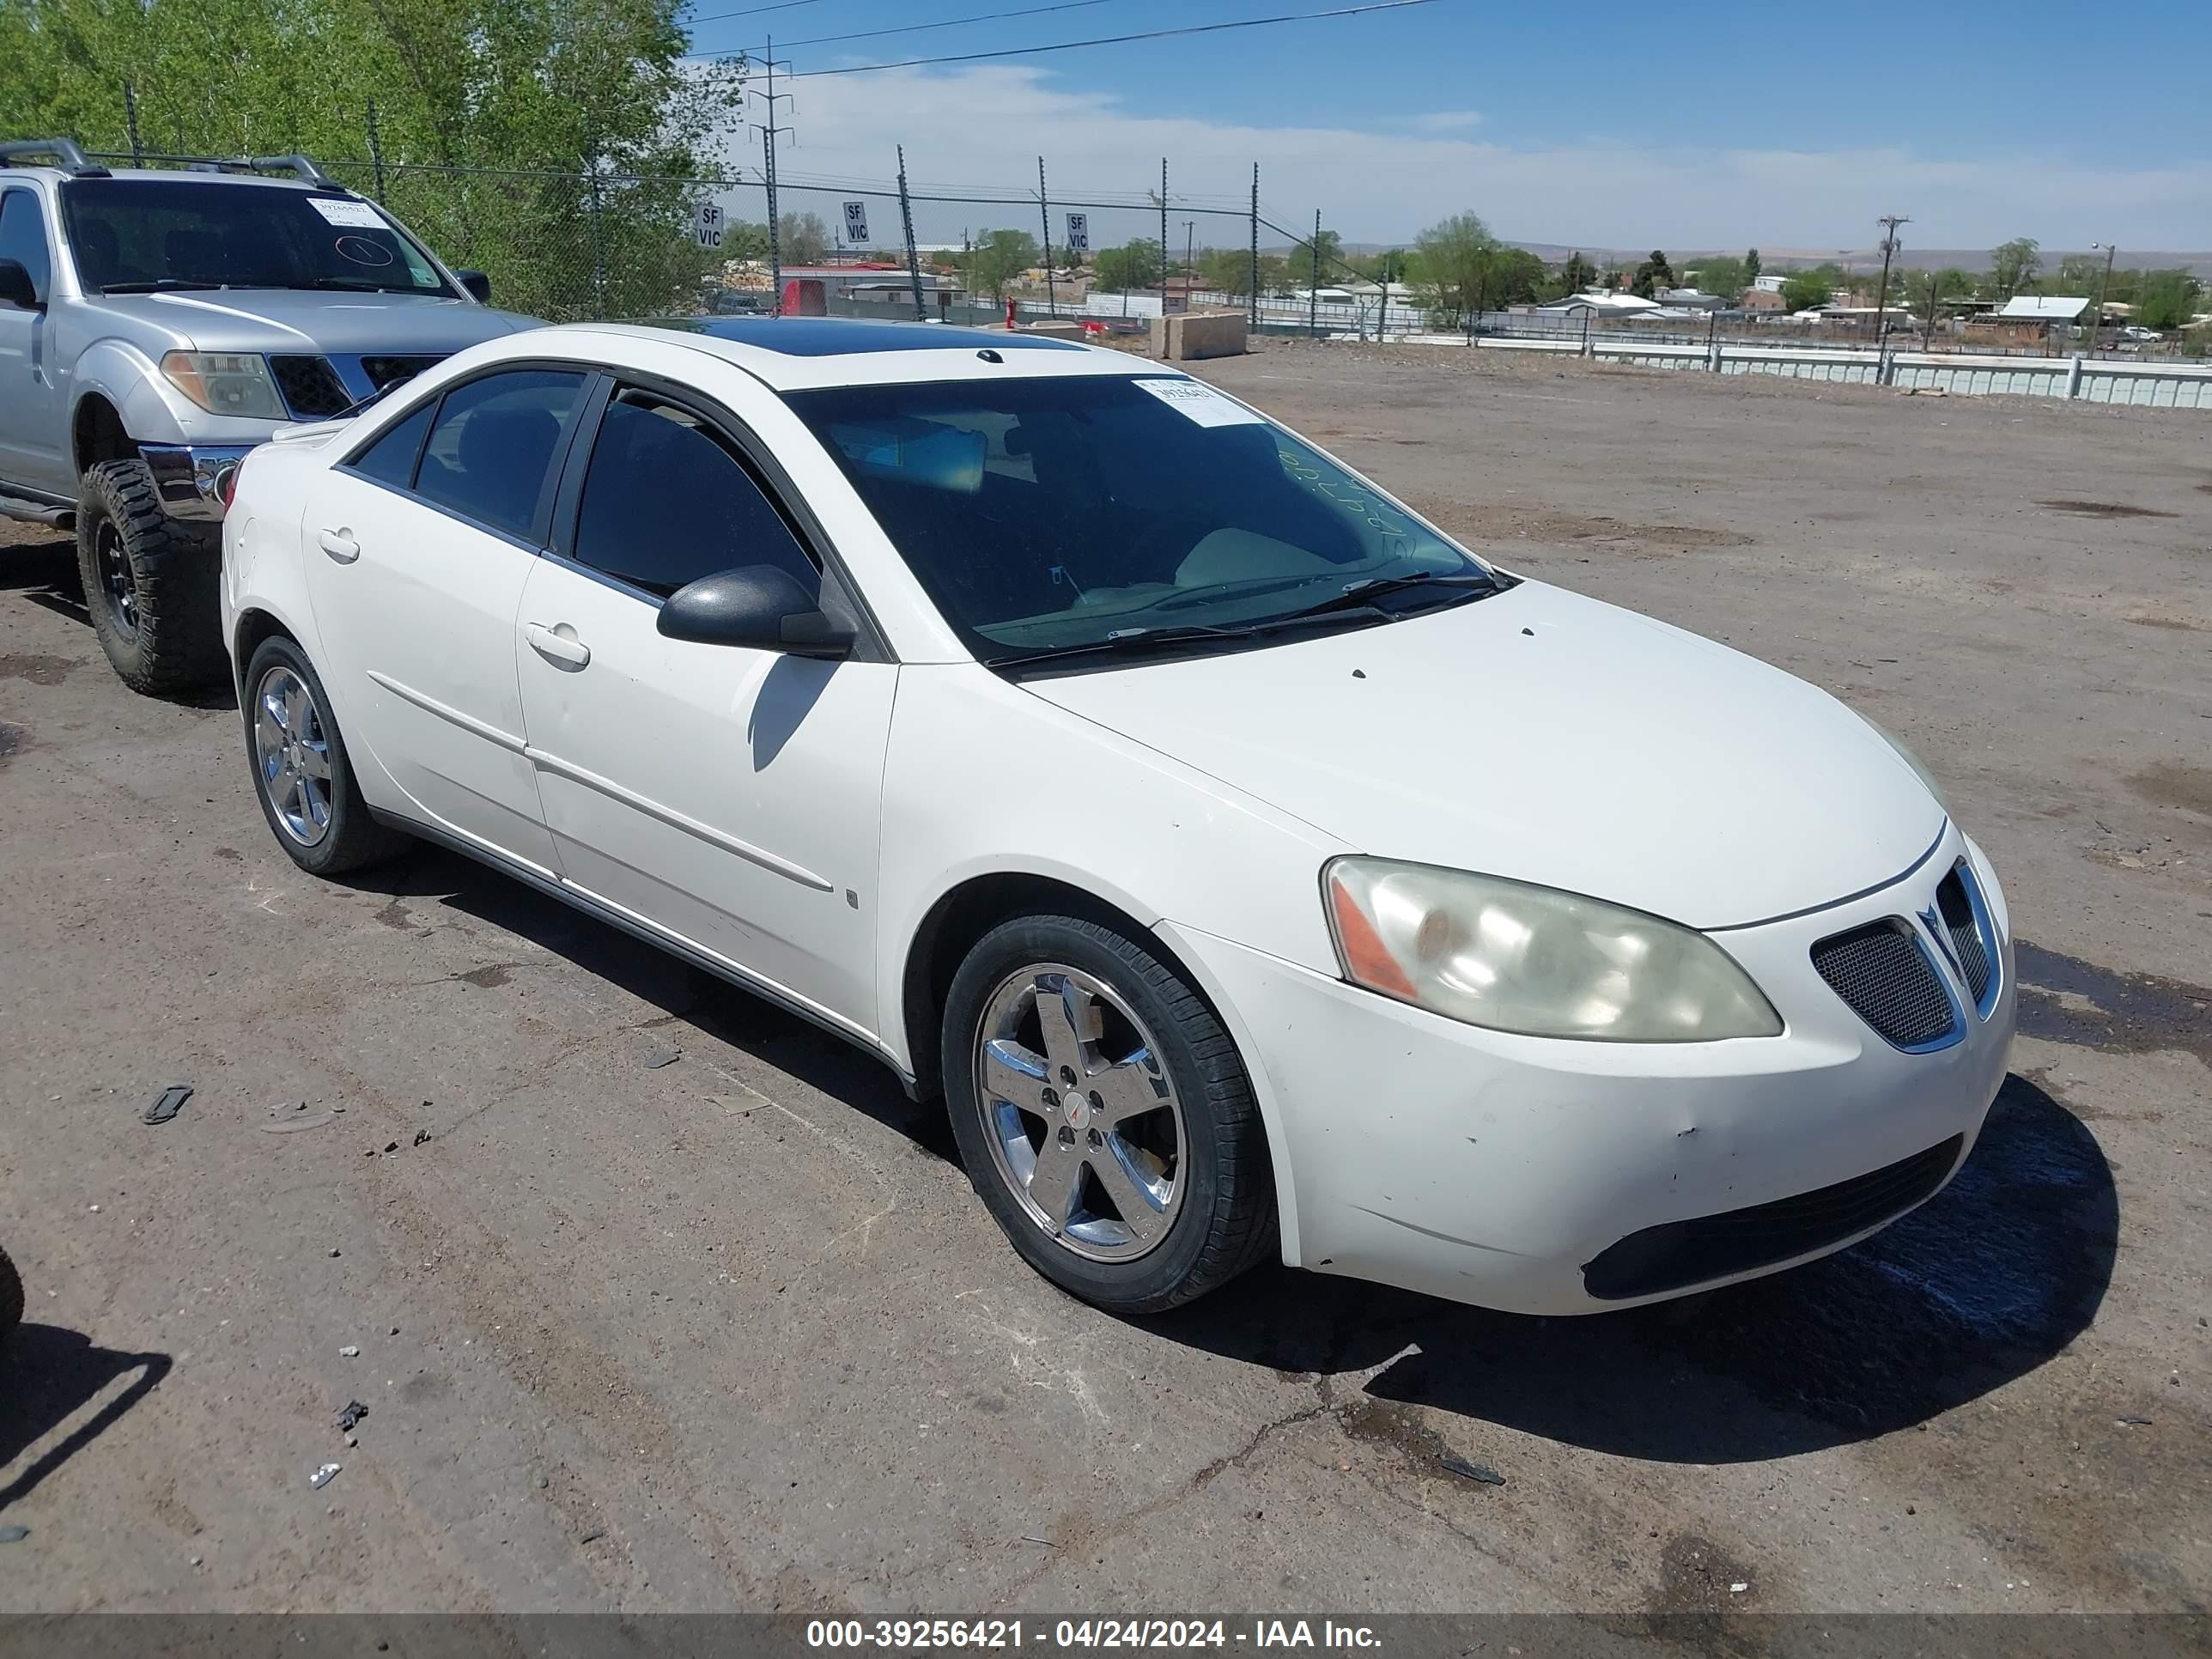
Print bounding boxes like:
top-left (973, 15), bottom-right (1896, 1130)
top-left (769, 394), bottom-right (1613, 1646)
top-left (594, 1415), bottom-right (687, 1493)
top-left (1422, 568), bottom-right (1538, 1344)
top-left (640, 316), bottom-right (1085, 356)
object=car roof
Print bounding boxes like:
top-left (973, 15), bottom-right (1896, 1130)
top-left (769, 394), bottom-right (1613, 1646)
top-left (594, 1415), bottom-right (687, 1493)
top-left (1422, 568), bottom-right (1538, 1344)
top-left (562, 317), bottom-right (1156, 392)
top-left (44, 168), bottom-right (329, 191)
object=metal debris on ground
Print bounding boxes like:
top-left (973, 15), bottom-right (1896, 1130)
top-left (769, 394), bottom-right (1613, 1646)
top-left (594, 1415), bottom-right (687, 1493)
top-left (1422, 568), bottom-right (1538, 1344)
top-left (640, 1043), bottom-right (682, 1070)
top-left (340, 1345), bottom-right (361, 1358)
top-left (412, 1129), bottom-right (431, 1146)
top-left (143, 1085), bottom-right (192, 1125)
top-left (0, 1525), bottom-right (28, 1543)
top-left (1438, 1455), bottom-right (1506, 1486)
top-left (337, 1401), bottom-right (369, 1431)
top-left (309, 1463), bottom-right (342, 1489)
top-left (2116, 1415), bottom-right (2153, 1426)
top-left (578, 1529), bottom-right (606, 1545)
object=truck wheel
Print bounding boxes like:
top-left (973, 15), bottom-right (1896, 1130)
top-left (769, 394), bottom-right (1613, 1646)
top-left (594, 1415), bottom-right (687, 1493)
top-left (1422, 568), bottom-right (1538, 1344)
top-left (75, 459), bottom-right (227, 696)
top-left (0, 1246), bottom-right (21, 1341)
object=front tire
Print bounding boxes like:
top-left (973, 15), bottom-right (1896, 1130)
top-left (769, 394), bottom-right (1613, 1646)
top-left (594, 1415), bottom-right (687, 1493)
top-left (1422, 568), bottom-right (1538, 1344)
top-left (242, 635), bottom-right (410, 876)
top-left (76, 459), bottom-right (227, 696)
top-left (0, 1246), bottom-right (21, 1342)
top-left (941, 914), bottom-right (1275, 1313)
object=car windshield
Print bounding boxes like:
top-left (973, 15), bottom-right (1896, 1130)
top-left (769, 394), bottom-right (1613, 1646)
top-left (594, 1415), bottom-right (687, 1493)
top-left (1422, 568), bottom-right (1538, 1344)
top-left (60, 178), bottom-right (453, 297)
top-left (788, 374), bottom-right (1495, 664)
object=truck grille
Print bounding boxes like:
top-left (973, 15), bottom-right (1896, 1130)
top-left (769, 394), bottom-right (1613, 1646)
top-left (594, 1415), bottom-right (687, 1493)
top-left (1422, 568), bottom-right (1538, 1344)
top-left (267, 355), bottom-right (351, 418)
top-left (359, 355), bottom-right (443, 392)
top-left (1934, 866), bottom-right (1994, 1010)
top-left (1811, 920), bottom-right (1957, 1050)
top-left (1582, 1134), bottom-right (1965, 1300)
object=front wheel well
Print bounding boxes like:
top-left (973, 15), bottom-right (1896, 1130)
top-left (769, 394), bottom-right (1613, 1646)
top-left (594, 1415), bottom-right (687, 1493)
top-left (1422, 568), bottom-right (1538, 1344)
top-left (902, 873), bottom-right (1207, 1101)
top-left (72, 394), bottom-right (134, 477)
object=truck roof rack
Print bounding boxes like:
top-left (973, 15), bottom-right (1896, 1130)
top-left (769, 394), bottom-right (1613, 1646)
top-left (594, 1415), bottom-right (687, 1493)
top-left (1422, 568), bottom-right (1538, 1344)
top-left (70, 148), bottom-right (348, 191)
top-left (0, 138), bottom-right (111, 178)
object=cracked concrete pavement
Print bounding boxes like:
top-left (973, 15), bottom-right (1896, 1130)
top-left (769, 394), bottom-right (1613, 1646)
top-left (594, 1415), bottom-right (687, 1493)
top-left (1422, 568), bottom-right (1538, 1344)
top-left (0, 341), bottom-right (2206, 1614)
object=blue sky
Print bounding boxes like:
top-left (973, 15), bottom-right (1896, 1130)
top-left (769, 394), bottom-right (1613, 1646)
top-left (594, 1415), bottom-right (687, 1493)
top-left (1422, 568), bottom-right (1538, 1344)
top-left (678, 0), bottom-right (2212, 254)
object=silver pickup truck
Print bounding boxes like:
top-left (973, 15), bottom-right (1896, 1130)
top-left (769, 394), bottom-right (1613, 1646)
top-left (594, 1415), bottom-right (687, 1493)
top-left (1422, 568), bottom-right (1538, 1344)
top-left (0, 139), bottom-right (536, 693)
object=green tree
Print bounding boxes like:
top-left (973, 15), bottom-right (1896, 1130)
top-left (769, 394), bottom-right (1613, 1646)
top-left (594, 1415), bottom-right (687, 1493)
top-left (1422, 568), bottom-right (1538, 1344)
top-left (1092, 238), bottom-right (1164, 293)
top-left (778, 212), bottom-right (830, 264)
top-left (1411, 210), bottom-right (1498, 326)
top-left (2136, 269), bottom-right (2205, 331)
top-left (961, 228), bottom-right (1040, 301)
top-left (1692, 253), bottom-right (1745, 300)
top-left (1780, 271), bottom-right (1834, 311)
top-left (1990, 237), bottom-right (2041, 297)
top-left (1285, 227), bottom-right (1344, 285)
top-left (1559, 250), bottom-right (1596, 293)
top-left (1742, 247), bottom-right (1761, 289)
top-left (1630, 249), bottom-right (1675, 298)
top-left (0, 0), bottom-right (741, 322)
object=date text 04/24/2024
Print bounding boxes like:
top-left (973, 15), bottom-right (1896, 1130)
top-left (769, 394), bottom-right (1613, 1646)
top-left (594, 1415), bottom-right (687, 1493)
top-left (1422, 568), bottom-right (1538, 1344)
top-left (804, 1621), bottom-right (1382, 1650)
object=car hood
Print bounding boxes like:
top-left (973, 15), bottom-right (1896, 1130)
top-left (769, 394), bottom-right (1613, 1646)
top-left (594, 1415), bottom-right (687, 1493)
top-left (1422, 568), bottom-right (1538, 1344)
top-left (1021, 580), bottom-right (1945, 931)
top-left (94, 290), bottom-right (537, 355)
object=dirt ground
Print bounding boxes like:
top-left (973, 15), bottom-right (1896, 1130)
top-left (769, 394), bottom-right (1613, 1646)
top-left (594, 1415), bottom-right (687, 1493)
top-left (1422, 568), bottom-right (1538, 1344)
top-left (1, 341), bottom-right (2207, 1618)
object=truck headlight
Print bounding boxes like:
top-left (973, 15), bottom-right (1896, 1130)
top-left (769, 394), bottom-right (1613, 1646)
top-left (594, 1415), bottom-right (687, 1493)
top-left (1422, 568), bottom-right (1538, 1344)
top-left (1323, 857), bottom-right (1782, 1042)
top-left (161, 351), bottom-right (288, 420)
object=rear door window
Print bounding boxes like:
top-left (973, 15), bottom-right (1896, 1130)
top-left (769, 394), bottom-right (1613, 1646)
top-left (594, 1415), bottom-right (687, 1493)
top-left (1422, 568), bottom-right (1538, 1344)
top-left (413, 370), bottom-right (586, 542)
top-left (569, 389), bottom-right (817, 599)
top-left (347, 401), bottom-right (434, 490)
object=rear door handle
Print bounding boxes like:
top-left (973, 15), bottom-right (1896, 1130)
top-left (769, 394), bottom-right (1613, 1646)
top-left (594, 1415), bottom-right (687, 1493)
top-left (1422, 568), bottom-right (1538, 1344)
top-left (317, 528), bottom-right (360, 562)
top-left (525, 621), bottom-right (591, 669)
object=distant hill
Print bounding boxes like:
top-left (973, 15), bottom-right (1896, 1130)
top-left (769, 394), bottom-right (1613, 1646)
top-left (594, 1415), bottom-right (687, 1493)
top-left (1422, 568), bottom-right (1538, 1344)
top-left (1292, 240), bottom-right (2212, 278)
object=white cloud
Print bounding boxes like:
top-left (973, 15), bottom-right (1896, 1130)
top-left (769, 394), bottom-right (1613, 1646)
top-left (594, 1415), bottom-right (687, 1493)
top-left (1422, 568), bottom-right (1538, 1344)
top-left (710, 64), bottom-right (2211, 253)
top-left (1405, 110), bottom-right (1484, 132)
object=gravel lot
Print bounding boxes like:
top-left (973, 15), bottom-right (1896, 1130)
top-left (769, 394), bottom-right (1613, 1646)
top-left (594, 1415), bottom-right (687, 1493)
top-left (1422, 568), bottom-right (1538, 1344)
top-left (1, 341), bottom-right (2206, 1617)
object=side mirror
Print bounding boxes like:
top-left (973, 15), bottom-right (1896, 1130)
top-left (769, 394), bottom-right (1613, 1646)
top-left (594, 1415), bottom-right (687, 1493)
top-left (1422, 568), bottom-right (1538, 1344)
top-left (658, 564), bottom-right (854, 659)
top-left (0, 258), bottom-right (42, 311)
top-left (453, 269), bottom-right (492, 304)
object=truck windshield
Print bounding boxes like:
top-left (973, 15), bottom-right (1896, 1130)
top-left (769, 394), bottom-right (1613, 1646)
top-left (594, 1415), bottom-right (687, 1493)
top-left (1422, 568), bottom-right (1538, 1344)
top-left (60, 179), bottom-right (454, 297)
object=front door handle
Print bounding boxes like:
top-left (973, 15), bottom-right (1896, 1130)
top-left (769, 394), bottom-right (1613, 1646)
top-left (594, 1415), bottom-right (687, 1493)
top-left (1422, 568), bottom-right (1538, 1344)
top-left (525, 620), bottom-right (591, 669)
top-left (317, 528), bottom-right (360, 562)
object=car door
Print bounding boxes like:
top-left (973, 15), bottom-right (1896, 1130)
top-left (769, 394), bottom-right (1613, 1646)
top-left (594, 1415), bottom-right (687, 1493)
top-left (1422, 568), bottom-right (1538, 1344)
top-left (0, 187), bottom-right (64, 495)
top-left (302, 366), bottom-right (591, 875)
top-left (514, 380), bottom-right (895, 1038)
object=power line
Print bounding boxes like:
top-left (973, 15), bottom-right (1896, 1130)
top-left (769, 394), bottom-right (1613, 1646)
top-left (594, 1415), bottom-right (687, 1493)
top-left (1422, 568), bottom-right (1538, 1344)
top-left (686, 0), bottom-right (826, 23)
top-left (694, 0), bottom-right (1442, 76)
top-left (702, 0), bottom-right (1116, 56)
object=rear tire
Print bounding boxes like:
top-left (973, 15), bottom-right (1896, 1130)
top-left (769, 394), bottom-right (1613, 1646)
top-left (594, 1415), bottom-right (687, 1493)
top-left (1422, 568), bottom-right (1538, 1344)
top-left (941, 913), bottom-right (1276, 1313)
top-left (75, 459), bottom-right (227, 696)
top-left (0, 1246), bottom-right (21, 1342)
top-left (242, 635), bottom-right (410, 876)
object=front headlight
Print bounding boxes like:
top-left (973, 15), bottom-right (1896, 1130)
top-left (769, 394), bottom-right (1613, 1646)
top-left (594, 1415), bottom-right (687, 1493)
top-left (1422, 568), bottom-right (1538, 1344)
top-left (161, 351), bottom-right (287, 420)
top-left (1323, 858), bottom-right (1782, 1042)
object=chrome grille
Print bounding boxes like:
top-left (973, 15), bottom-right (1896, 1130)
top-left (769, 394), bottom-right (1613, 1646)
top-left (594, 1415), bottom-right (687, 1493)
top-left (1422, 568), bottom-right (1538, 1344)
top-left (1811, 920), bottom-right (1957, 1050)
top-left (1936, 862), bottom-right (1996, 1014)
top-left (267, 354), bottom-right (351, 418)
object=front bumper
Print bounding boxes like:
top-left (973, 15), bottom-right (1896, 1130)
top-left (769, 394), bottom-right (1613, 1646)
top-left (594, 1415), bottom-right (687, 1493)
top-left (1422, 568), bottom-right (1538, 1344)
top-left (1167, 825), bottom-right (2015, 1315)
top-left (141, 443), bottom-right (257, 523)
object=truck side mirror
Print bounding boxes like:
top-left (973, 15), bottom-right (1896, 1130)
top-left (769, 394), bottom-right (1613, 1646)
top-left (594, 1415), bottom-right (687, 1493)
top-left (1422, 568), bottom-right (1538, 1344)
top-left (453, 269), bottom-right (492, 304)
top-left (0, 258), bottom-right (42, 311)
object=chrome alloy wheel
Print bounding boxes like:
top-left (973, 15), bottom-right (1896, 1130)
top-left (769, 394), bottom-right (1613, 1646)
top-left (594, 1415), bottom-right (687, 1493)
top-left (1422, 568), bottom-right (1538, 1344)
top-left (95, 520), bottom-right (138, 638)
top-left (253, 664), bottom-right (335, 848)
top-left (973, 963), bottom-right (1187, 1262)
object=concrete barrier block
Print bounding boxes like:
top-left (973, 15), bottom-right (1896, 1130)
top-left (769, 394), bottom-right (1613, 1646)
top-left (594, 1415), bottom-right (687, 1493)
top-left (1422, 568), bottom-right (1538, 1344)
top-left (1150, 310), bottom-right (1248, 361)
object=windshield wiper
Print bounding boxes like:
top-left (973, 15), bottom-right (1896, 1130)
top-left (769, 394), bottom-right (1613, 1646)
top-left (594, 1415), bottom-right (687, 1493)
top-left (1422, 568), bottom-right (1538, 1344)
top-left (1269, 570), bottom-right (1501, 623)
top-left (100, 279), bottom-right (224, 294)
top-left (983, 622), bottom-right (1259, 671)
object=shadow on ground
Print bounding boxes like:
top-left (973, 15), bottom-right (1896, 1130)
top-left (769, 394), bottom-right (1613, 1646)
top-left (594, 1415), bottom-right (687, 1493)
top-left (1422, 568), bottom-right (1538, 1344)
top-left (1143, 1073), bottom-right (2115, 1463)
top-left (0, 1323), bottom-right (173, 1510)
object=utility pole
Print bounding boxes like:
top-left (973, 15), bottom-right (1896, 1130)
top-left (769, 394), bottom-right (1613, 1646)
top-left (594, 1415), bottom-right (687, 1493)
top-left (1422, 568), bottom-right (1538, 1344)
top-left (1922, 268), bottom-right (1939, 351)
top-left (1872, 213), bottom-right (1908, 355)
top-left (1248, 163), bottom-right (1260, 331)
top-left (898, 147), bottom-right (926, 323)
top-left (1309, 210), bottom-right (1322, 337)
top-left (1182, 219), bottom-right (1195, 299)
top-left (1036, 156), bottom-right (1055, 319)
top-left (2087, 242), bottom-right (2117, 359)
top-left (122, 82), bottom-right (143, 166)
top-left (750, 40), bottom-right (793, 313)
top-left (1157, 158), bottom-right (1169, 313)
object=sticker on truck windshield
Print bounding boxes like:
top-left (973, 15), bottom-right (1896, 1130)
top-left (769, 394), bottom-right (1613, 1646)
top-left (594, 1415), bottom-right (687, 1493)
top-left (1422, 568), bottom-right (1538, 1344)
top-left (307, 198), bottom-right (387, 229)
top-left (1132, 378), bottom-right (1263, 428)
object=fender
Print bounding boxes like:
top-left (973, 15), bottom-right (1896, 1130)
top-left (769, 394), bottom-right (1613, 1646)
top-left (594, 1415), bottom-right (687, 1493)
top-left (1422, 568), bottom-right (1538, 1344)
top-left (71, 335), bottom-right (294, 456)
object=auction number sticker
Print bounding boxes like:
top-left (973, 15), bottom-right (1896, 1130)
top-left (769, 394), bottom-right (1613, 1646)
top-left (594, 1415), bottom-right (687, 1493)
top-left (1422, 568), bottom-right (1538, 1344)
top-left (1131, 378), bottom-right (1262, 428)
top-left (307, 197), bottom-right (386, 228)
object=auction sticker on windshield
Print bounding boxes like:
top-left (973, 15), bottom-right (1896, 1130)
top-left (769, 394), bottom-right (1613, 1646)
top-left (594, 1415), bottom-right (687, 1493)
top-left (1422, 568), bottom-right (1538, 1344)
top-left (307, 198), bottom-right (387, 228)
top-left (1132, 378), bottom-right (1263, 428)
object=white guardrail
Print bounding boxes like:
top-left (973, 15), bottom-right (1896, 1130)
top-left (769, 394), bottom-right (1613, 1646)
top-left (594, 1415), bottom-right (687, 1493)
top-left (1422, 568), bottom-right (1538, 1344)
top-left (1395, 333), bottom-right (2212, 409)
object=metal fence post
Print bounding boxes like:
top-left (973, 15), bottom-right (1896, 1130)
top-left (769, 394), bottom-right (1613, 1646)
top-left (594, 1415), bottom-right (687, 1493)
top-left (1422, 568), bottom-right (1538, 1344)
top-left (1309, 210), bottom-right (1321, 338)
top-left (1036, 156), bottom-right (1056, 319)
top-left (585, 125), bottom-right (606, 318)
top-left (898, 147), bottom-right (926, 323)
top-left (1158, 158), bottom-right (1169, 314)
top-left (366, 99), bottom-right (386, 201)
top-left (122, 82), bottom-right (143, 165)
top-left (1249, 164), bottom-right (1260, 331)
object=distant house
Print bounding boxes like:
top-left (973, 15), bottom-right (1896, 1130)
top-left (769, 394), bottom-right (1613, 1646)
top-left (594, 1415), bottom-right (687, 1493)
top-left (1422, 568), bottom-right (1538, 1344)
top-left (1966, 294), bottom-right (2092, 347)
top-left (1658, 287), bottom-right (1726, 311)
top-left (1539, 289), bottom-right (1663, 318)
top-left (1740, 287), bottom-right (1789, 313)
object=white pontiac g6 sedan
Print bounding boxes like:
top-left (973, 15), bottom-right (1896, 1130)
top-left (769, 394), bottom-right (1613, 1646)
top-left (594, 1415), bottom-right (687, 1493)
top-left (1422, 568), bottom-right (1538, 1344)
top-left (221, 318), bottom-right (2015, 1316)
